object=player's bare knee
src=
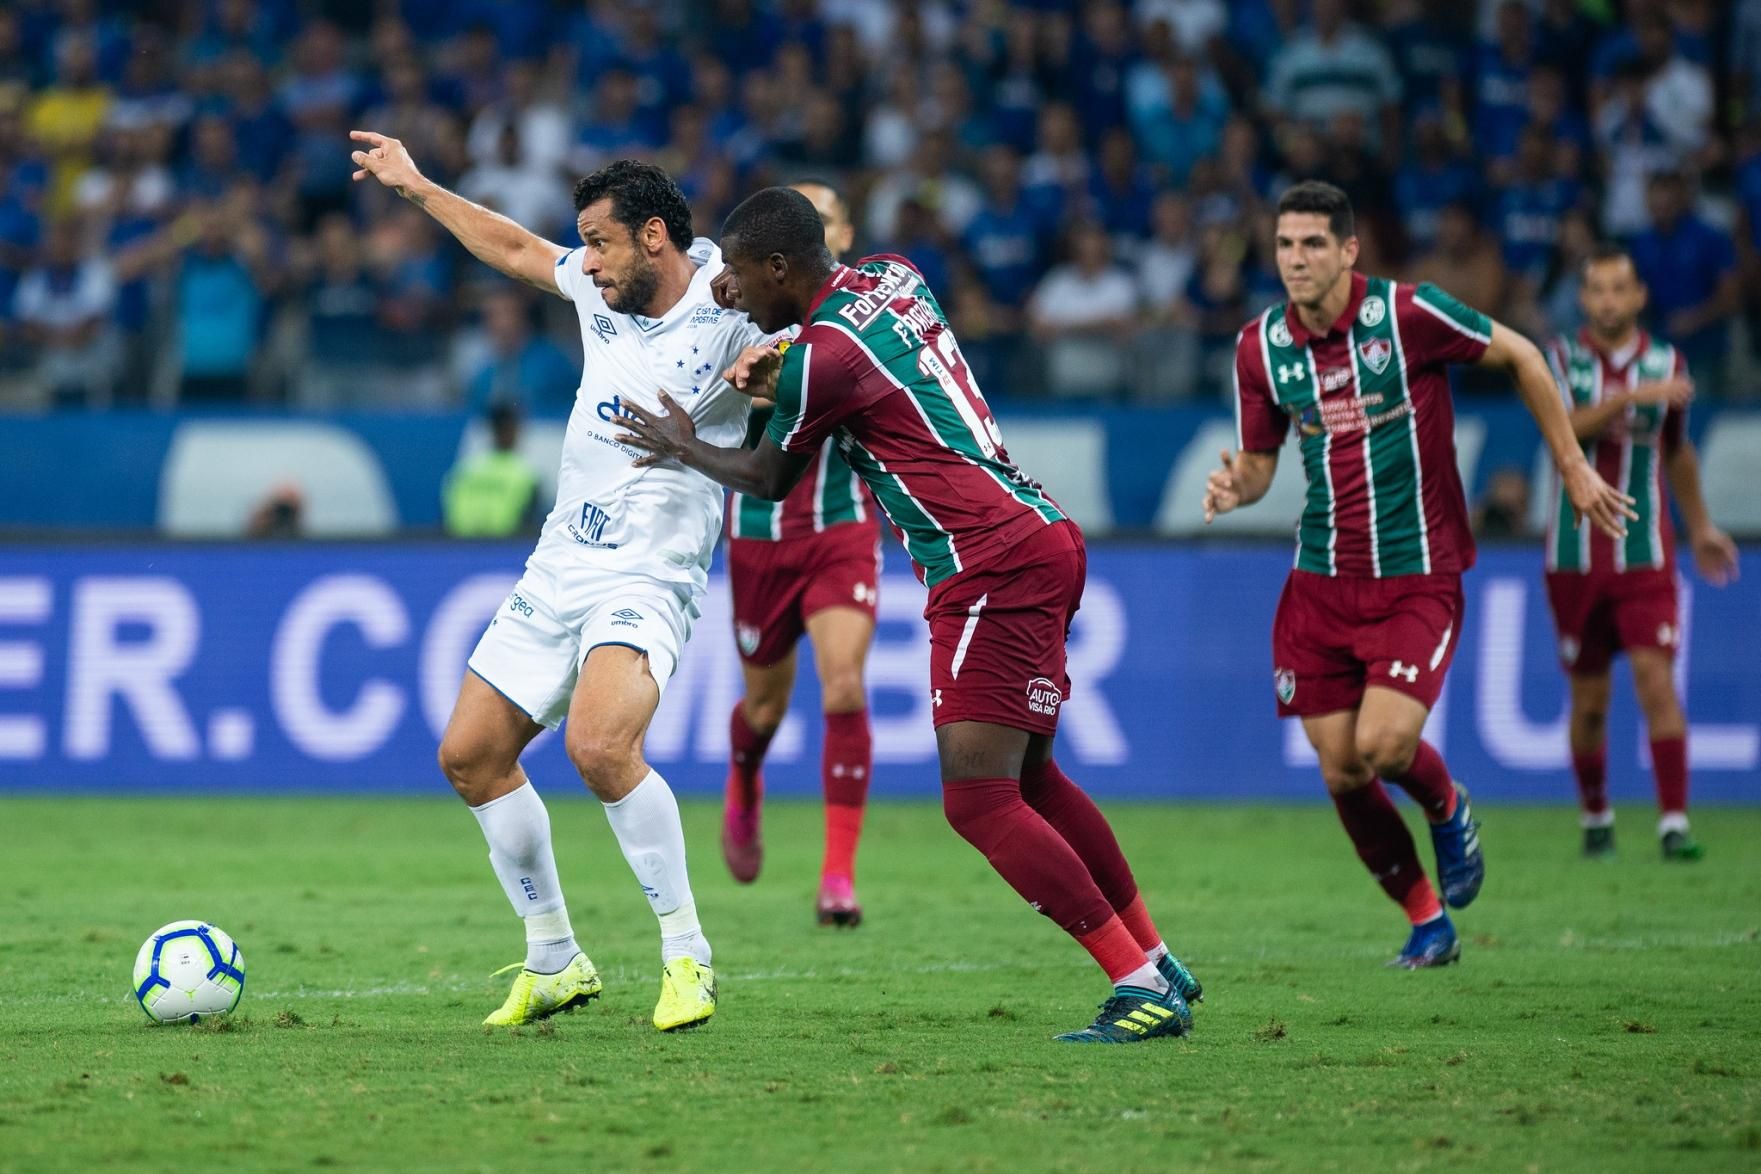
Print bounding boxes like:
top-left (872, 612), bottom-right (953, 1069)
top-left (565, 730), bottom-right (643, 800)
top-left (1354, 723), bottom-right (1418, 779)
top-left (819, 667), bottom-right (866, 714)
top-left (1320, 758), bottom-right (1374, 795)
top-left (743, 693), bottom-right (789, 734)
top-left (437, 734), bottom-right (502, 803)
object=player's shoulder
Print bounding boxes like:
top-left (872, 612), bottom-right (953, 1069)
top-left (1234, 302), bottom-right (1284, 358)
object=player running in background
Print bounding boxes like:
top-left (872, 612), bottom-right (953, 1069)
top-left (721, 181), bottom-right (882, 928)
top-left (1203, 182), bottom-right (1633, 969)
top-left (616, 187), bottom-right (1201, 1044)
top-left (352, 133), bottom-right (769, 1031)
top-left (1543, 244), bottom-right (1739, 861)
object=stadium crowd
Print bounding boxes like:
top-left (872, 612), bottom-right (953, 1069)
top-left (0, 0), bottom-right (1756, 410)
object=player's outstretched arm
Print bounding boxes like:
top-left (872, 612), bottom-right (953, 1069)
top-left (1202, 448), bottom-right (1278, 523)
top-left (1481, 322), bottom-right (1636, 540)
top-left (1664, 440), bottom-right (1739, 586)
top-left (614, 391), bottom-right (812, 500)
top-left (349, 130), bottom-right (566, 295)
top-left (1567, 374), bottom-right (1694, 441)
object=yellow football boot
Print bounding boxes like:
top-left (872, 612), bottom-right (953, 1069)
top-left (482, 953), bottom-right (602, 1027)
top-left (652, 956), bottom-right (716, 1031)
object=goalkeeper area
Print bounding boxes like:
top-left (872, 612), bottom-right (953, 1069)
top-left (3, 796), bottom-right (1757, 1172)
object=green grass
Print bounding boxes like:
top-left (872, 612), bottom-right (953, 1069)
top-left (2, 797), bottom-right (1758, 1173)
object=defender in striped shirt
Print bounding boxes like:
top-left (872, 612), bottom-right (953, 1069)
top-left (719, 182), bottom-right (885, 929)
top-left (1543, 243), bottom-right (1739, 862)
top-left (617, 187), bottom-right (1202, 1044)
top-left (1204, 183), bottom-right (1633, 969)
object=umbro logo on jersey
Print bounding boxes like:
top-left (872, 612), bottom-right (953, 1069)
top-left (592, 313), bottom-right (617, 343)
top-left (612, 608), bottom-right (643, 621)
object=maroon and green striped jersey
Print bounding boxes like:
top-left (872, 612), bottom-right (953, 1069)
top-left (765, 255), bottom-right (1067, 586)
top-left (1235, 272), bottom-right (1490, 578)
top-left (1544, 330), bottom-right (1686, 574)
top-left (729, 425), bottom-right (878, 542)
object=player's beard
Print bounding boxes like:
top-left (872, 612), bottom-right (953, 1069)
top-left (604, 255), bottom-right (661, 315)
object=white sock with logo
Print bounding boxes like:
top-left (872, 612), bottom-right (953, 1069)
top-left (603, 770), bottom-right (712, 967)
top-left (470, 783), bottom-right (581, 974)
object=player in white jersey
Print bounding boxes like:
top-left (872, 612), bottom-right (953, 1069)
top-left (351, 132), bottom-right (766, 1032)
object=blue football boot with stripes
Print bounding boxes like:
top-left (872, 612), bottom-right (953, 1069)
top-left (1388, 913), bottom-right (1460, 969)
top-left (1429, 782), bottom-right (1484, 909)
top-left (1054, 986), bottom-right (1193, 1044)
top-left (1156, 952), bottom-right (1204, 1005)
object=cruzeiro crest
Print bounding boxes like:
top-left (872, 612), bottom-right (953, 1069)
top-left (1357, 295), bottom-right (1387, 327)
top-left (1358, 335), bottom-right (1392, 375)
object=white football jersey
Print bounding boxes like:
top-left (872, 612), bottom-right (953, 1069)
top-left (534, 238), bottom-right (766, 594)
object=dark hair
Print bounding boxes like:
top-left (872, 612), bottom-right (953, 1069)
top-left (572, 160), bottom-right (693, 251)
top-left (720, 186), bottom-right (835, 270)
top-left (1276, 180), bottom-right (1355, 242)
top-left (1581, 241), bottom-right (1637, 276)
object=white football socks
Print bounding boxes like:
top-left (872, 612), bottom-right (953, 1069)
top-left (1116, 961), bottom-right (1170, 995)
top-left (603, 769), bottom-right (712, 967)
top-left (470, 782), bottom-right (582, 974)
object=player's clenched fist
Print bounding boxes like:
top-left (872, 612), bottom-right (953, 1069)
top-left (349, 130), bottom-right (424, 199)
top-left (723, 344), bottom-right (784, 396)
top-left (1202, 449), bottom-right (1241, 524)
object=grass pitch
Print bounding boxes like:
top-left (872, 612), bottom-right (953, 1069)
top-left (1, 796), bottom-right (1757, 1173)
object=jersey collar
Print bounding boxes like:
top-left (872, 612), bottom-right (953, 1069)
top-left (1576, 326), bottom-right (1649, 373)
top-left (806, 264), bottom-right (856, 320)
top-left (1285, 271), bottom-right (1369, 347)
top-left (629, 252), bottom-right (716, 334)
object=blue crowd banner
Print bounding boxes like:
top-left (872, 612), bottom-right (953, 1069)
top-left (0, 542), bottom-right (1754, 802)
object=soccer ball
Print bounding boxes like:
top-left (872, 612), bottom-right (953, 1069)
top-left (132, 921), bottom-right (246, 1024)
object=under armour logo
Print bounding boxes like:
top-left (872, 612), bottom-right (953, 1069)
top-left (932, 689), bottom-right (943, 708)
top-left (1389, 661), bottom-right (1419, 683)
top-left (853, 582), bottom-right (876, 605)
top-left (1277, 363), bottom-right (1305, 384)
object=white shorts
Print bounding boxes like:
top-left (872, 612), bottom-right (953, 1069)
top-left (467, 563), bottom-right (697, 729)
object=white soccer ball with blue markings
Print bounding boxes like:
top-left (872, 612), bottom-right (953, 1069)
top-left (132, 921), bottom-right (246, 1024)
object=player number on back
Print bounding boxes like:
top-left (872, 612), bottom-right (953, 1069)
top-left (917, 330), bottom-right (1003, 459)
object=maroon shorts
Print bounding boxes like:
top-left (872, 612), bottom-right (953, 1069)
top-left (1271, 569), bottom-right (1464, 718)
top-left (925, 519), bottom-right (1085, 734)
top-left (1544, 567), bottom-right (1678, 676)
top-left (727, 522), bottom-right (881, 666)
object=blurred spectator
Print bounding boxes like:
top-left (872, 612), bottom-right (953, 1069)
top-left (867, 128), bottom-right (981, 242)
top-left (247, 483), bottom-right (305, 539)
top-left (12, 216), bottom-right (117, 406)
top-left (1028, 222), bottom-right (1139, 399)
top-left (1473, 467), bottom-right (1532, 538)
top-left (1265, 0), bottom-right (1402, 158)
top-left (467, 60), bottom-right (569, 176)
top-left (1535, 208), bottom-right (1599, 341)
top-left (961, 145), bottom-right (1043, 321)
top-left (443, 401), bottom-right (540, 538)
top-left (27, 36), bottom-right (110, 212)
top-left (461, 287), bottom-right (576, 415)
top-left (460, 124), bottom-right (571, 238)
top-left (1474, 1), bottom-right (1537, 174)
top-left (1630, 171), bottom-right (1738, 398)
top-left (1393, 114), bottom-right (1477, 259)
top-left (1407, 203), bottom-right (1506, 326)
top-left (1128, 54), bottom-right (1228, 187)
top-left (0, 0), bottom-right (1744, 412)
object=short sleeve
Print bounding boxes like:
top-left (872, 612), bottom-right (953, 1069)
top-left (1234, 323), bottom-right (1288, 451)
top-left (551, 247), bottom-right (586, 303)
top-left (1663, 349), bottom-right (1689, 453)
top-left (764, 332), bottom-right (865, 454)
top-left (1402, 282), bottom-right (1492, 367)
